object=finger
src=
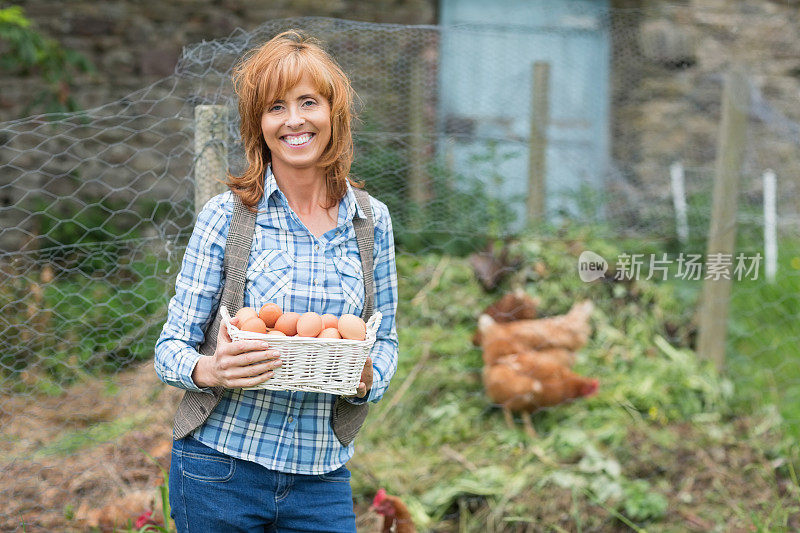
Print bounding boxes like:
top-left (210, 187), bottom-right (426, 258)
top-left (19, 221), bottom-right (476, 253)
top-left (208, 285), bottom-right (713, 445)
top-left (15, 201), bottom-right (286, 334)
top-left (226, 359), bottom-right (282, 379)
top-left (226, 340), bottom-right (273, 356)
top-left (229, 370), bottom-right (276, 388)
top-left (357, 383), bottom-right (366, 398)
top-left (240, 349), bottom-right (281, 365)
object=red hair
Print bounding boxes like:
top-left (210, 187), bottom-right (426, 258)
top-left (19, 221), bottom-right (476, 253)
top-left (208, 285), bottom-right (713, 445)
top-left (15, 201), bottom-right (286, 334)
top-left (226, 30), bottom-right (360, 210)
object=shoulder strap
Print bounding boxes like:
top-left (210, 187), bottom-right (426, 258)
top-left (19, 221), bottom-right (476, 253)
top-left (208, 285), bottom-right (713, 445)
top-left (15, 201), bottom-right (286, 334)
top-left (198, 195), bottom-right (257, 357)
top-left (351, 187), bottom-right (375, 321)
top-left (173, 194), bottom-right (256, 440)
top-left (331, 187), bottom-right (375, 448)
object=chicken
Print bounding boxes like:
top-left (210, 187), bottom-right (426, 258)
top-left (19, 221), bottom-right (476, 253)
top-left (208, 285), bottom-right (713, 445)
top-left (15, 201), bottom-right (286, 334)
top-left (482, 346), bottom-right (575, 368)
top-left (482, 288), bottom-right (539, 322)
top-left (370, 489), bottom-right (417, 533)
top-left (468, 238), bottom-right (523, 291)
top-left (472, 289), bottom-right (539, 346)
top-left (483, 352), bottom-right (599, 437)
top-left (478, 300), bottom-right (594, 362)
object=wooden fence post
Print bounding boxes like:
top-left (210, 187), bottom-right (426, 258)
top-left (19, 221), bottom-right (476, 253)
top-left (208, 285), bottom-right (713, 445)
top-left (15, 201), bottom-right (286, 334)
top-left (696, 68), bottom-right (750, 370)
top-left (194, 105), bottom-right (228, 214)
top-left (527, 61), bottom-right (550, 225)
top-left (409, 50), bottom-right (429, 207)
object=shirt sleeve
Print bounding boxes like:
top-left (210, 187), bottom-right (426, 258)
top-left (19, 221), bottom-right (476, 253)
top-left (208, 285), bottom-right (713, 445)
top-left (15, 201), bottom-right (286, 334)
top-left (154, 195), bottom-right (230, 392)
top-left (345, 200), bottom-right (399, 404)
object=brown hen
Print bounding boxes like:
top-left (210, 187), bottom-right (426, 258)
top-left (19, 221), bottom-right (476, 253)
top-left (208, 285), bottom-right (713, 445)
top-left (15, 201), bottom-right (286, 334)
top-left (483, 352), bottom-right (599, 437)
top-left (371, 489), bottom-right (416, 533)
top-left (472, 289), bottom-right (539, 346)
top-left (478, 300), bottom-right (594, 362)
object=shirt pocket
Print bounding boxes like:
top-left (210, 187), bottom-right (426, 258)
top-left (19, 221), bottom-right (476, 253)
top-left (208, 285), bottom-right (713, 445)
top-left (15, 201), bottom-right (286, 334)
top-left (332, 255), bottom-right (364, 314)
top-left (245, 248), bottom-right (294, 303)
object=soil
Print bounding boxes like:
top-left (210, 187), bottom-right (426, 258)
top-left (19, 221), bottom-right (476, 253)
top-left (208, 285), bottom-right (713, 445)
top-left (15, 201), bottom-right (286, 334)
top-left (0, 362), bottom-right (384, 532)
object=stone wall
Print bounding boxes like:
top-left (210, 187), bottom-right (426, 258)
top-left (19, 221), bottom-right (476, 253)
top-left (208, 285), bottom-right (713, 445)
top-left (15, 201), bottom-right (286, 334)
top-left (0, 0), bottom-right (436, 123)
top-left (609, 0), bottom-right (800, 231)
top-left (3, 0), bottom-right (799, 244)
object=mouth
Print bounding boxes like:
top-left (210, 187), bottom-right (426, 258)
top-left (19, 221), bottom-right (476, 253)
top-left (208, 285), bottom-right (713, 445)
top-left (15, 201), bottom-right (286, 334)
top-left (281, 132), bottom-right (314, 148)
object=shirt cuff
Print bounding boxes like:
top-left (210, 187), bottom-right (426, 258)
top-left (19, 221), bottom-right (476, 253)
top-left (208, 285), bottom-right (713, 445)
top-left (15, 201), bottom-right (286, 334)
top-left (177, 352), bottom-right (215, 393)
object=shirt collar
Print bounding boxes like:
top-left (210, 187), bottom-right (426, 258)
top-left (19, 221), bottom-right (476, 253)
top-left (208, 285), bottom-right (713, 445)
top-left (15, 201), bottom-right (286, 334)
top-left (260, 165), bottom-right (366, 223)
top-left (262, 165), bottom-right (281, 206)
top-left (341, 181), bottom-right (367, 222)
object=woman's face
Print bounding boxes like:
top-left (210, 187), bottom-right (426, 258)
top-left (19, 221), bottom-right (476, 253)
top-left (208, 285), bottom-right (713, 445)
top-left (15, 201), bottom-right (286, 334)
top-left (261, 75), bottom-right (332, 175)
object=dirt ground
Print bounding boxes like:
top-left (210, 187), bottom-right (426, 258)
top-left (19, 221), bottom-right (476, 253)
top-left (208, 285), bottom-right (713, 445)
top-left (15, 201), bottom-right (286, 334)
top-left (0, 363), bottom-right (383, 532)
top-left (1, 362), bottom-right (799, 532)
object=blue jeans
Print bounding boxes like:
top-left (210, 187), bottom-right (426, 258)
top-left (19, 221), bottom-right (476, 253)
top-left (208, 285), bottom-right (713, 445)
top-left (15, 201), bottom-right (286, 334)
top-left (169, 436), bottom-right (356, 532)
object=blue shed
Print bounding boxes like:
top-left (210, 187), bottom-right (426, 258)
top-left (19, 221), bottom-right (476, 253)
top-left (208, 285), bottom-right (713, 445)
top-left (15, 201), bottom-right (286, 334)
top-left (438, 0), bottom-right (611, 229)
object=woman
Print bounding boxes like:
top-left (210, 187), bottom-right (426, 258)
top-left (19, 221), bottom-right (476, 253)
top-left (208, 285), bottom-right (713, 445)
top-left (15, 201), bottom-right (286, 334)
top-left (155, 30), bottom-right (398, 532)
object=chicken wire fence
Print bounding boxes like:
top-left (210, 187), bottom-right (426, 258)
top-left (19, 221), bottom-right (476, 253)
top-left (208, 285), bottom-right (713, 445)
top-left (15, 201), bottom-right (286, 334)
top-left (1, 9), bottom-right (799, 531)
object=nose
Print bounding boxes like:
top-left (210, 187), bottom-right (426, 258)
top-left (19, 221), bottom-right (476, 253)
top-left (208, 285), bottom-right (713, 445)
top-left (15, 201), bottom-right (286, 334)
top-left (285, 105), bottom-right (305, 129)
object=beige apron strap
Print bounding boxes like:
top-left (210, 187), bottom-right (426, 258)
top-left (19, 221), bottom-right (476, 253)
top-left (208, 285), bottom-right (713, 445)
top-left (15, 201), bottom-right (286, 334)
top-left (331, 187), bottom-right (375, 447)
top-left (173, 194), bottom-right (256, 440)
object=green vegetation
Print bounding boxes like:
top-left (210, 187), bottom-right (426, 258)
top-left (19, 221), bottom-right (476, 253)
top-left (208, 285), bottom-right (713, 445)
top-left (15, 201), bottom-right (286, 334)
top-left (0, 6), bottom-right (94, 116)
top-left (354, 137), bottom-right (519, 256)
top-left (346, 225), bottom-right (800, 530)
top-left (726, 238), bottom-right (800, 441)
top-left (0, 249), bottom-right (175, 390)
top-left (36, 412), bottom-right (149, 459)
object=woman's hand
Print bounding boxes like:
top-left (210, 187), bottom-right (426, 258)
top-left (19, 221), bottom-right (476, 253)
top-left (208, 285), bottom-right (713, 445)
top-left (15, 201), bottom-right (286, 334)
top-left (353, 356), bottom-right (373, 398)
top-left (192, 316), bottom-right (282, 388)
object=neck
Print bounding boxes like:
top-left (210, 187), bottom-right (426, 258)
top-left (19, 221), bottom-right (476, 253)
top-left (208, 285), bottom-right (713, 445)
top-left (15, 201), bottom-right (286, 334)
top-left (271, 162), bottom-right (329, 213)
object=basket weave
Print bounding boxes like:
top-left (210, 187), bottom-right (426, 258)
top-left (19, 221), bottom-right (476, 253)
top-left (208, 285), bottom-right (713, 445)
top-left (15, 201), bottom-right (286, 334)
top-left (219, 306), bottom-right (382, 395)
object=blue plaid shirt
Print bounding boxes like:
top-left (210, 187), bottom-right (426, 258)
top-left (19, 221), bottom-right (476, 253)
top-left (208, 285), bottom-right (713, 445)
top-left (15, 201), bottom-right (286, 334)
top-left (155, 167), bottom-right (399, 474)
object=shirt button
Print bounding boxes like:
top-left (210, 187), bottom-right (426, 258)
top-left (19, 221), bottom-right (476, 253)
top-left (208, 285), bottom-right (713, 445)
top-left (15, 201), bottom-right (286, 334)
top-left (314, 278), bottom-right (319, 285)
top-left (288, 416), bottom-right (294, 423)
top-left (314, 244), bottom-right (320, 251)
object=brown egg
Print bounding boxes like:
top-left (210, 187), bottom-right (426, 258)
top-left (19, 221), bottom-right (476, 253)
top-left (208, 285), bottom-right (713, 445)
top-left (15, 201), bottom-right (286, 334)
top-left (259, 303), bottom-right (283, 328)
top-left (338, 314), bottom-right (366, 341)
top-left (318, 327), bottom-right (341, 339)
top-left (267, 330), bottom-right (286, 336)
top-left (235, 307), bottom-right (258, 322)
top-left (321, 313), bottom-right (338, 330)
top-left (240, 317), bottom-right (267, 334)
top-left (274, 311), bottom-right (300, 336)
top-left (297, 312), bottom-right (323, 337)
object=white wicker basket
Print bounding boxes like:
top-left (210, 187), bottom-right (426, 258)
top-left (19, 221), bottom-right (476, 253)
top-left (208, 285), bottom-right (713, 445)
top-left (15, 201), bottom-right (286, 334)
top-left (219, 306), bottom-right (382, 395)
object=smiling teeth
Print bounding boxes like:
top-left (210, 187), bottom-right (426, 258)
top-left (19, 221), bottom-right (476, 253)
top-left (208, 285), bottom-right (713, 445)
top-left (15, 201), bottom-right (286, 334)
top-left (284, 133), bottom-right (312, 146)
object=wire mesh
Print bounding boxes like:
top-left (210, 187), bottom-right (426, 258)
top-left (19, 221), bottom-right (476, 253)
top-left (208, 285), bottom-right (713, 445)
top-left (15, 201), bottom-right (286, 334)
top-left (1, 10), bottom-right (799, 532)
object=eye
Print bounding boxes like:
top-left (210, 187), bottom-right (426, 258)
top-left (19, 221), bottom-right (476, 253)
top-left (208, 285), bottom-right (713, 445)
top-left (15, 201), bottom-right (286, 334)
top-left (268, 103), bottom-right (284, 112)
top-left (301, 99), bottom-right (316, 107)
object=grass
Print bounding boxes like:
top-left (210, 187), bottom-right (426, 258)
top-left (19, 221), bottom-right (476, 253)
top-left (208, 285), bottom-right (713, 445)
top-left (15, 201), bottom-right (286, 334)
top-left (34, 412), bottom-right (150, 459)
top-left (346, 225), bottom-right (800, 530)
top-left (726, 238), bottom-right (800, 440)
top-left (0, 248), bottom-right (173, 391)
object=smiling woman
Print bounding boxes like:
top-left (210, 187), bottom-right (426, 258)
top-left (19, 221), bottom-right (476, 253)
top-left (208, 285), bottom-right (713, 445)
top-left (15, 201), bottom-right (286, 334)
top-left (154, 29), bottom-right (399, 533)
top-left (227, 31), bottom-right (357, 213)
